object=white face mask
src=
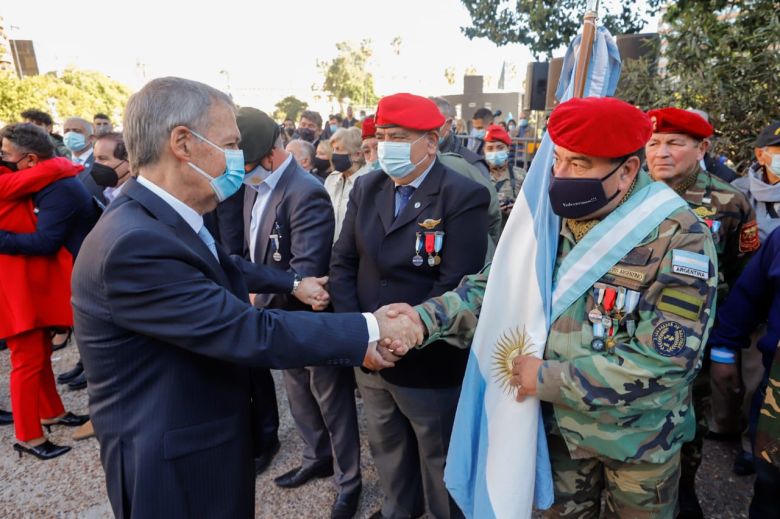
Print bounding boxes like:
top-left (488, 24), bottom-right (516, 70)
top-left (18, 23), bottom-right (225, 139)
top-left (770, 153), bottom-right (780, 176)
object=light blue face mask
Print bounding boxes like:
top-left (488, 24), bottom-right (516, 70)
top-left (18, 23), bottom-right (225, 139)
top-left (471, 128), bottom-right (486, 139)
top-left (187, 129), bottom-right (245, 202)
top-left (329, 124), bottom-right (339, 133)
top-left (486, 150), bottom-right (509, 167)
top-left (63, 131), bottom-right (87, 152)
top-left (377, 135), bottom-right (429, 179)
top-left (770, 153), bottom-right (780, 176)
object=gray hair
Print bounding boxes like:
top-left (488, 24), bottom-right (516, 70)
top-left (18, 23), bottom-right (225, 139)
top-left (123, 76), bottom-right (234, 171)
top-left (64, 117), bottom-right (94, 135)
top-left (429, 96), bottom-right (456, 119)
top-left (286, 139), bottom-right (315, 162)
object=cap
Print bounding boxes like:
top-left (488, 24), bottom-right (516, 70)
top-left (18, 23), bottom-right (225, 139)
top-left (755, 121), bottom-right (780, 147)
top-left (236, 107), bottom-right (280, 164)
top-left (548, 97), bottom-right (652, 158)
top-left (375, 93), bottom-right (445, 131)
top-left (647, 107), bottom-right (714, 139)
top-left (361, 115), bottom-right (376, 139)
top-left (485, 124), bottom-right (511, 145)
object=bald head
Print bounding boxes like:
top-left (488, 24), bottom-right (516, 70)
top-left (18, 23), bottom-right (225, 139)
top-left (286, 139), bottom-right (315, 171)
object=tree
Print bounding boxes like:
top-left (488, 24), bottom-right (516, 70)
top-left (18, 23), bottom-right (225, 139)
top-left (460, 0), bottom-right (662, 58)
top-left (273, 95), bottom-right (308, 122)
top-left (444, 67), bottom-right (456, 87)
top-left (0, 68), bottom-right (132, 125)
top-left (616, 0), bottom-right (780, 171)
top-left (319, 39), bottom-right (378, 111)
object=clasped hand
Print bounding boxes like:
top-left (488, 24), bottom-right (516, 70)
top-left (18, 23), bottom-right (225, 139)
top-left (362, 303), bottom-right (426, 371)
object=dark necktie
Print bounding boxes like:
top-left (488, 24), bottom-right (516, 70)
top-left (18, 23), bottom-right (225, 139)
top-left (395, 185), bottom-right (416, 218)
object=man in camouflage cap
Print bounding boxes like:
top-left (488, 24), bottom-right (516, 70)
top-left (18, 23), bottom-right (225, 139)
top-left (385, 97), bottom-right (718, 517)
top-left (646, 107), bottom-right (760, 518)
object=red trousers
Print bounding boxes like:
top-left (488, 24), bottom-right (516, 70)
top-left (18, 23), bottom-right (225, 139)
top-left (6, 328), bottom-right (65, 442)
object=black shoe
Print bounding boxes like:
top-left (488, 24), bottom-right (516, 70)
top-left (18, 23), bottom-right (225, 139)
top-left (331, 485), bottom-right (362, 519)
top-left (67, 372), bottom-right (87, 391)
top-left (42, 412), bottom-right (89, 432)
top-left (677, 487), bottom-right (704, 519)
top-left (13, 440), bottom-right (71, 460)
top-left (0, 408), bottom-right (13, 426)
top-left (254, 437), bottom-right (281, 476)
top-left (51, 329), bottom-right (73, 351)
top-left (57, 364), bottom-right (84, 384)
top-left (733, 450), bottom-right (756, 476)
top-left (704, 430), bottom-right (740, 442)
top-left (274, 460), bottom-right (334, 488)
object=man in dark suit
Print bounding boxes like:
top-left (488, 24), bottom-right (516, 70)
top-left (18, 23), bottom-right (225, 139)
top-left (72, 77), bottom-right (420, 519)
top-left (239, 107), bottom-right (363, 519)
top-left (329, 93), bottom-right (490, 519)
top-left (63, 117), bottom-right (106, 205)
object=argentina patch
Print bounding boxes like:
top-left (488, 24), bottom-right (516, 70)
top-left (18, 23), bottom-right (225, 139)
top-left (671, 249), bottom-right (709, 280)
top-left (652, 321), bottom-right (687, 357)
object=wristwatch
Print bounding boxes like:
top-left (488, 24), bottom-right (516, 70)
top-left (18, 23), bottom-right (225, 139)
top-left (291, 274), bottom-right (302, 294)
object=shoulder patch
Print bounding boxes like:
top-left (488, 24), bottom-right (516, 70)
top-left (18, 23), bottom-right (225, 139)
top-left (739, 220), bottom-right (760, 253)
top-left (671, 249), bottom-right (710, 280)
top-left (652, 321), bottom-right (687, 357)
top-left (657, 288), bottom-right (704, 321)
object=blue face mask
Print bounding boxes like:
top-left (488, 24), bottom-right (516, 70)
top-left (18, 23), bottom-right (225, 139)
top-left (486, 150), bottom-right (509, 167)
top-left (377, 135), bottom-right (429, 179)
top-left (329, 124), bottom-right (339, 133)
top-left (64, 131), bottom-right (87, 152)
top-left (471, 128), bottom-right (486, 139)
top-left (187, 129), bottom-right (245, 202)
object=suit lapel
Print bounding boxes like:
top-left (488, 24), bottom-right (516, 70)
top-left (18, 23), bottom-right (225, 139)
top-left (255, 161), bottom-right (294, 264)
top-left (375, 178), bottom-right (396, 234)
top-left (387, 161), bottom-right (444, 235)
top-left (123, 178), bottom-right (231, 287)
top-left (243, 186), bottom-right (257, 252)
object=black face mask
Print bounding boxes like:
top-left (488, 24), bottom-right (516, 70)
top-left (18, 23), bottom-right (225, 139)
top-left (284, 127), bottom-right (295, 137)
top-left (548, 159), bottom-right (625, 219)
top-left (91, 161), bottom-right (126, 187)
top-left (0, 157), bottom-right (24, 171)
top-left (312, 157), bottom-right (331, 173)
top-left (298, 128), bottom-right (316, 143)
top-left (331, 153), bottom-right (352, 172)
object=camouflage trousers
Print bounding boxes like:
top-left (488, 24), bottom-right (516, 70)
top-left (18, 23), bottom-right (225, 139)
top-left (543, 432), bottom-right (680, 519)
top-left (679, 356), bottom-right (711, 490)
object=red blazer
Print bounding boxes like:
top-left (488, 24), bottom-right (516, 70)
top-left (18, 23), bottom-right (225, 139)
top-left (0, 158), bottom-right (82, 338)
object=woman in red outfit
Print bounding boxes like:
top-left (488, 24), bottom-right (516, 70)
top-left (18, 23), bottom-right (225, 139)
top-left (0, 123), bottom-right (88, 459)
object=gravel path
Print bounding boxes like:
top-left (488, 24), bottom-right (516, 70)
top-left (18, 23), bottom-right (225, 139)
top-left (0, 342), bottom-right (756, 518)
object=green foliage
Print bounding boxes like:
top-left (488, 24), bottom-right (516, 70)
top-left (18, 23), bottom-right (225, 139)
top-left (273, 95), bottom-right (308, 122)
top-left (616, 0), bottom-right (780, 171)
top-left (460, 0), bottom-right (662, 58)
top-left (319, 39), bottom-right (378, 110)
top-left (0, 68), bottom-right (132, 126)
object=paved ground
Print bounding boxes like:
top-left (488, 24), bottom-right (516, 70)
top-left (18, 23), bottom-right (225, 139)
top-left (0, 342), bottom-right (756, 518)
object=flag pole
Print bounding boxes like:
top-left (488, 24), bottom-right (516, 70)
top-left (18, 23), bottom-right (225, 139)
top-left (572, 0), bottom-right (600, 98)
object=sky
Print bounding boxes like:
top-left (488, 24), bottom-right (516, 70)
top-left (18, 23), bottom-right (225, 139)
top-left (3, 0), bottom-right (659, 116)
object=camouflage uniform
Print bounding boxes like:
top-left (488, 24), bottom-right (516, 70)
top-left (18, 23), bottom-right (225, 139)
top-left (675, 168), bottom-right (759, 502)
top-left (490, 166), bottom-right (525, 231)
top-left (417, 172), bottom-right (718, 516)
top-left (756, 345), bottom-right (780, 466)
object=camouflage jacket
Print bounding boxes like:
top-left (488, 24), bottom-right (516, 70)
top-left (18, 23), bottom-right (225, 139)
top-left (681, 168), bottom-right (758, 298)
top-left (491, 166), bottom-right (526, 230)
top-left (756, 344), bottom-right (780, 466)
top-left (417, 173), bottom-right (718, 464)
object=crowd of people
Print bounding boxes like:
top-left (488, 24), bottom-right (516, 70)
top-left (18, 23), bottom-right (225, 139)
top-left (0, 76), bottom-right (778, 519)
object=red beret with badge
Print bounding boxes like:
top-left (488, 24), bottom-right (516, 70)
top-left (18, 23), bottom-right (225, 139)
top-left (647, 107), bottom-right (714, 139)
top-left (547, 97), bottom-right (652, 158)
top-left (375, 93), bottom-right (445, 131)
top-left (485, 124), bottom-right (512, 145)
top-left (361, 115), bottom-right (376, 139)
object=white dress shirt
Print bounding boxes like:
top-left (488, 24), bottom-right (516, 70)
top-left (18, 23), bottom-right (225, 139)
top-left (324, 164), bottom-right (372, 243)
top-left (72, 148), bottom-right (93, 166)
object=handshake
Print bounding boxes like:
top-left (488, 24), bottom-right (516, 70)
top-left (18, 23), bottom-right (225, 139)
top-left (363, 304), bottom-right (426, 371)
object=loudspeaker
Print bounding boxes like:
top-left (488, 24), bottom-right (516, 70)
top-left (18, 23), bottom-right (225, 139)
top-left (524, 62), bottom-right (548, 112)
top-left (615, 33), bottom-right (659, 61)
top-left (545, 57), bottom-right (565, 110)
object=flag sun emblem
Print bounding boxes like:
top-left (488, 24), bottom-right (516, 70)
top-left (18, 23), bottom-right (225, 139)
top-left (492, 326), bottom-right (534, 395)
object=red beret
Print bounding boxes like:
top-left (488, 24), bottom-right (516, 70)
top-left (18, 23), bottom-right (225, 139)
top-left (375, 93), bottom-right (445, 131)
top-left (361, 115), bottom-right (376, 139)
top-left (485, 124), bottom-right (511, 145)
top-left (647, 107), bottom-right (714, 139)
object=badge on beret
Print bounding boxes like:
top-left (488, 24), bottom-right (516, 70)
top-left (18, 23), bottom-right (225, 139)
top-left (739, 220), bottom-right (760, 253)
top-left (418, 218), bottom-right (441, 230)
top-left (652, 321), bottom-right (687, 357)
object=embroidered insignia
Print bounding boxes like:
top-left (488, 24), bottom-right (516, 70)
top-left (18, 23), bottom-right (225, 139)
top-left (492, 326), bottom-right (534, 395)
top-left (657, 288), bottom-right (704, 321)
top-left (693, 206), bottom-right (717, 219)
top-left (418, 218), bottom-right (442, 230)
top-left (739, 220), bottom-right (760, 253)
top-left (671, 249), bottom-right (710, 280)
top-left (607, 266), bottom-right (647, 282)
top-left (652, 321), bottom-right (687, 357)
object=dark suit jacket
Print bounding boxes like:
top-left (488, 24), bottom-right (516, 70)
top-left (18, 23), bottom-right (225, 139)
top-left (329, 160), bottom-right (490, 388)
top-left (0, 177), bottom-right (98, 258)
top-left (75, 150), bottom-right (107, 205)
top-left (72, 177), bottom-right (368, 519)
top-left (243, 158), bottom-right (335, 310)
top-left (205, 184), bottom-right (246, 255)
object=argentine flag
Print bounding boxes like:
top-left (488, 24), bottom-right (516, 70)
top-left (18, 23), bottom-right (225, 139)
top-left (444, 27), bottom-right (623, 518)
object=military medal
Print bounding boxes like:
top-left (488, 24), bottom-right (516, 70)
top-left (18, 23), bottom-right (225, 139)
top-left (424, 232), bottom-right (436, 267)
top-left (616, 287), bottom-right (626, 313)
top-left (412, 232), bottom-right (424, 267)
top-left (626, 319), bottom-right (637, 338)
top-left (270, 234), bottom-right (282, 262)
top-left (588, 308), bottom-right (603, 324)
top-left (433, 231), bottom-right (444, 266)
